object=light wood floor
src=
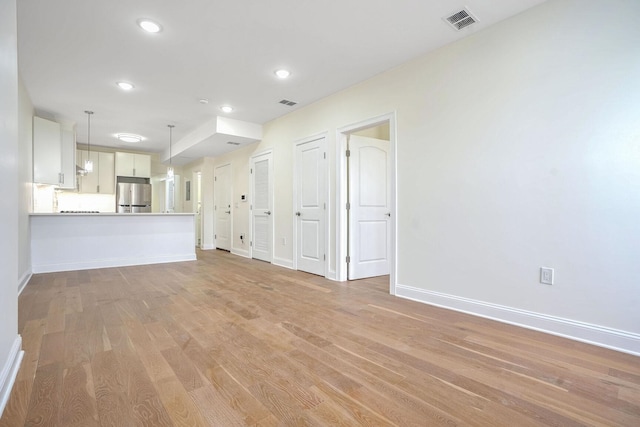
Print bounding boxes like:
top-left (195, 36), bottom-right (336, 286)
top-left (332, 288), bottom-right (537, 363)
top-left (1, 250), bottom-right (639, 426)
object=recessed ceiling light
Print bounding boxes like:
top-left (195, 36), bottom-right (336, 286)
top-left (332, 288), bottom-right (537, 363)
top-left (199, 98), bottom-right (209, 104)
top-left (117, 82), bottom-right (134, 91)
top-left (274, 69), bottom-right (291, 79)
top-left (116, 133), bottom-right (142, 143)
top-left (137, 19), bottom-right (162, 33)
top-left (220, 105), bottom-right (234, 113)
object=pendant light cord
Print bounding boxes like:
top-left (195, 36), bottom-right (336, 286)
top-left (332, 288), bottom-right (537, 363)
top-left (84, 110), bottom-right (93, 155)
top-left (168, 124), bottom-right (175, 164)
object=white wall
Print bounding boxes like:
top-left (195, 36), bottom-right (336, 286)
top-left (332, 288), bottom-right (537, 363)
top-left (214, 0), bottom-right (639, 353)
top-left (0, 0), bottom-right (23, 415)
top-left (18, 77), bottom-right (33, 291)
top-left (393, 0), bottom-right (640, 338)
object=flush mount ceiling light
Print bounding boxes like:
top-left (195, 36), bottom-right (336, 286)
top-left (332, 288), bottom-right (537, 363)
top-left (274, 69), bottom-right (291, 79)
top-left (116, 133), bottom-right (142, 143)
top-left (220, 105), bottom-right (234, 113)
top-left (116, 81), bottom-right (134, 91)
top-left (137, 19), bottom-right (162, 33)
top-left (199, 98), bottom-right (209, 104)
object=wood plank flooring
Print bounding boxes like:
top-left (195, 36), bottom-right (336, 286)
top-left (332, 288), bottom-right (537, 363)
top-left (1, 249), bottom-right (639, 426)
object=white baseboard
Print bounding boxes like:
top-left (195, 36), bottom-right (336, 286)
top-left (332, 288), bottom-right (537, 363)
top-left (0, 336), bottom-right (24, 418)
top-left (231, 247), bottom-right (250, 258)
top-left (32, 254), bottom-right (197, 274)
top-left (201, 244), bottom-right (215, 250)
top-left (327, 269), bottom-right (337, 281)
top-left (18, 270), bottom-right (32, 295)
top-left (396, 284), bottom-right (640, 357)
top-left (272, 256), bottom-right (294, 270)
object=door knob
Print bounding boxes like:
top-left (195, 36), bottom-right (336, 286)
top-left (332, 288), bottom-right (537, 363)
top-left (265, 211), bottom-right (271, 215)
top-left (295, 212), bottom-right (301, 216)
top-left (385, 212), bottom-right (391, 217)
top-left (225, 210), bottom-right (231, 214)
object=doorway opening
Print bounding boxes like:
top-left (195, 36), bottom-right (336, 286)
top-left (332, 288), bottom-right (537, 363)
top-left (337, 113), bottom-right (397, 294)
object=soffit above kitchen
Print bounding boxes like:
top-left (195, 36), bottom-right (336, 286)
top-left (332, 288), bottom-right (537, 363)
top-left (17, 0), bottom-right (546, 158)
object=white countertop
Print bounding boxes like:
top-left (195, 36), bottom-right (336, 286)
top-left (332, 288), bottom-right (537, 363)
top-left (30, 212), bottom-right (195, 216)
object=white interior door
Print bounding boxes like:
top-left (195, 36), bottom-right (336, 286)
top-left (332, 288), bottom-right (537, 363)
top-left (214, 164), bottom-right (232, 251)
top-left (194, 172), bottom-right (202, 247)
top-left (348, 135), bottom-right (390, 279)
top-left (251, 152), bottom-right (273, 262)
top-left (295, 137), bottom-right (326, 276)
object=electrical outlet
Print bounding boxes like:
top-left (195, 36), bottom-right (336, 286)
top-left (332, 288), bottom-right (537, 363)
top-left (540, 267), bottom-right (554, 285)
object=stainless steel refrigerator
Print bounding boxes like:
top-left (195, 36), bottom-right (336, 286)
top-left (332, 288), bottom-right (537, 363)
top-left (117, 182), bottom-right (152, 213)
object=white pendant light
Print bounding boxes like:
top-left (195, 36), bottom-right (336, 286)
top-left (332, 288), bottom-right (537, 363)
top-left (167, 124), bottom-right (175, 179)
top-left (84, 110), bottom-right (94, 173)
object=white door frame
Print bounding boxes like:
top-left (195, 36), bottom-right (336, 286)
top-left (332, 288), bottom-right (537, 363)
top-left (249, 149), bottom-right (274, 261)
top-left (193, 171), bottom-right (203, 248)
top-left (214, 162), bottom-right (233, 250)
top-left (293, 132), bottom-right (329, 277)
top-left (336, 112), bottom-right (397, 294)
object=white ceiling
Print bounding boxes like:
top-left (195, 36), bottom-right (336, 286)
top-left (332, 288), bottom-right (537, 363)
top-left (17, 0), bottom-right (546, 159)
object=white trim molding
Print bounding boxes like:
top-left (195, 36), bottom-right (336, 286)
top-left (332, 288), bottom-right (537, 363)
top-left (0, 336), bottom-right (24, 418)
top-left (231, 248), bottom-right (251, 259)
top-left (396, 284), bottom-right (640, 357)
top-left (18, 270), bottom-right (32, 295)
top-left (272, 256), bottom-right (294, 270)
top-left (33, 254), bottom-right (197, 274)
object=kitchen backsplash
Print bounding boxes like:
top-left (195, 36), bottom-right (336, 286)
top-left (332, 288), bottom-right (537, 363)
top-left (57, 192), bottom-right (116, 213)
top-left (33, 185), bottom-right (116, 213)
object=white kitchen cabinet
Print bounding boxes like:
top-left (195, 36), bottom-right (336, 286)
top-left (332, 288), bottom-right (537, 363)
top-left (115, 152), bottom-right (151, 178)
top-left (98, 152), bottom-right (115, 194)
top-left (77, 150), bottom-right (115, 194)
top-left (33, 117), bottom-right (61, 185)
top-left (59, 128), bottom-right (77, 189)
top-left (33, 117), bottom-right (76, 188)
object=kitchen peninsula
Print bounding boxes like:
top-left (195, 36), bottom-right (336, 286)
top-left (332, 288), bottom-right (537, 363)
top-left (30, 212), bottom-right (196, 273)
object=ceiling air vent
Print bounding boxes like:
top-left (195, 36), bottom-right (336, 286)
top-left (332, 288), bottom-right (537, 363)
top-left (444, 8), bottom-right (478, 31)
top-left (226, 141), bottom-right (241, 146)
top-left (279, 99), bottom-right (297, 106)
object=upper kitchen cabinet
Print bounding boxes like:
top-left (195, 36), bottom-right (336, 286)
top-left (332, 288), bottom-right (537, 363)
top-left (77, 150), bottom-right (115, 194)
top-left (115, 152), bottom-right (151, 178)
top-left (33, 117), bottom-right (76, 188)
top-left (60, 128), bottom-right (76, 189)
